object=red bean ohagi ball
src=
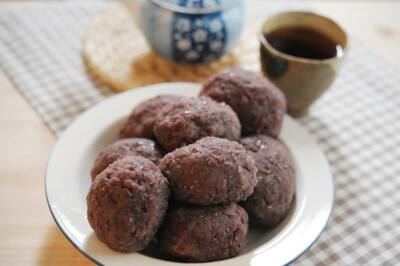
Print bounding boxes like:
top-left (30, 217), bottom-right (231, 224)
top-left (153, 96), bottom-right (241, 151)
top-left (199, 67), bottom-right (286, 138)
top-left (159, 203), bottom-right (248, 262)
top-left (240, 135), bottom-right (295, 228)
top-left (119, 95), bottom-right (185, 139)
top-left (87, 156), bottom-right (170, 252)
top-left (90, 138), bottom-right (164, 179)
top-left (160, 137), bottom-right (257, 205)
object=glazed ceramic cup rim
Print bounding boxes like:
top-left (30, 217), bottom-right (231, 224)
top-left (259, 11), bottom-right (348, 65)
top-left (151, 0), bottom-right (239, 14)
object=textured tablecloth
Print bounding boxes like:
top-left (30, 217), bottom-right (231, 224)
top-left (0, 1), bottom-right (399, 265)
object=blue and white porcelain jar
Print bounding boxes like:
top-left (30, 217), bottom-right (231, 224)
top-left (133, 0), bottom-right (244, 64)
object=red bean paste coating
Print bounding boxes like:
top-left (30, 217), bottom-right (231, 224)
top-left (153, 96), bottom-right (241, 152)
top-left (160, 137), bottom-right (257, 205)
top-left (200, 67), bottom-right (286, 138)
top-left (90, 138), bottom-right (164, 180)
top-left (119, 95), bottom-right (185, 139)
top-left (87, 156), bottom-right (170, 252)
top-left (159, 203), bottom-right (248, 262)
top-left (240, 135), bottom-right (295, 228)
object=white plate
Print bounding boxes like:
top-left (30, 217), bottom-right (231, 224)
top-left (45, 82), bottom-right (334, 266)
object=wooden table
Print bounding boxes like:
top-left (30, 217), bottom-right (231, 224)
top-left (0, 1), bottom-right (399, 265)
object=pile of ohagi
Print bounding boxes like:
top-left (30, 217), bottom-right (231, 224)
top-left (87, 67), bottom-right (296, 262)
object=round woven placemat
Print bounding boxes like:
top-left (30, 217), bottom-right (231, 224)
top-left (83, 6), bottom-right (261, 92)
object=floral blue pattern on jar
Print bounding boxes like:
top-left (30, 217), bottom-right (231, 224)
top-left (138, 0), bottom-right (245, 65)
top-left (172, 13), bottom-right (226, 63)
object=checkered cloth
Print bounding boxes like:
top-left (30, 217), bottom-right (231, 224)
top-left (0, 1), bottom-right (399, 265)
top-left (0, 1), bottom-right (114, 135)
top-left (295, 39), bottom-right (400, 265)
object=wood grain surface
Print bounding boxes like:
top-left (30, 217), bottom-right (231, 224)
top-left (0, 1), bottom-right (398, 265)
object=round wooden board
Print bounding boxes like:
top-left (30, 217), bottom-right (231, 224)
top-left (82, 5), bottom-right (261, 92)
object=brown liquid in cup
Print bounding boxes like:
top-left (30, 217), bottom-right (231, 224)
top-left (265, 26), bottom-right (343, 60)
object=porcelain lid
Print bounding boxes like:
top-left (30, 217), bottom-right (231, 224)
top-left (152, 0), bottom-right (238, 13)
top-left (163, 0), bottom-right (229, 8)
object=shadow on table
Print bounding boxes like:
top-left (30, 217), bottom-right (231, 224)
top-left (37, 225), bottom-right (93, 266)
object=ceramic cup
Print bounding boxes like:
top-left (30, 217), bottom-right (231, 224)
top-left (125, 0), bottom-right (245, 65)
top-left (259, 11), bottom-right (348, 117)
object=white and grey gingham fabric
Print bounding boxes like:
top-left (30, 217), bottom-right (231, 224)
top-left (295, 39), bottom-right (400, 265)
top-left (0, 1), bottom-right (114, 135)
top-left (0, 1), bottom-right (399, 265)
